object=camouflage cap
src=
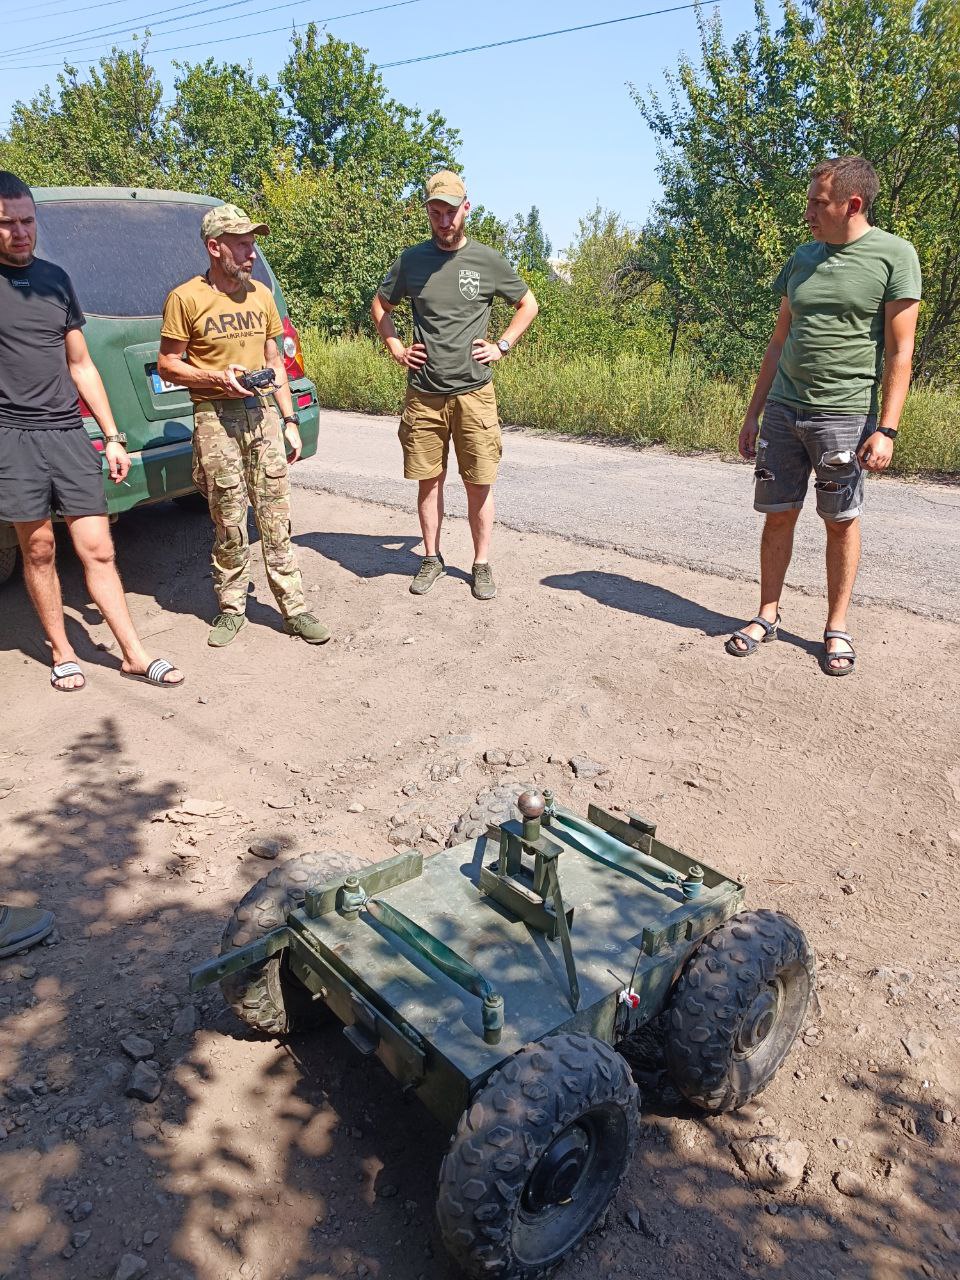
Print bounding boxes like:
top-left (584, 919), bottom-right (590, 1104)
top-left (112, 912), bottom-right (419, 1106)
top-left (200, 203), bottom-right (269, 242)
top-left (424, 171), bottom-right (466, 207)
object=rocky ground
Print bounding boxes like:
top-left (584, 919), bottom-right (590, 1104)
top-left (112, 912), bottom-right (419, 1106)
top-left (0, 488), bottom-right (957, 1280)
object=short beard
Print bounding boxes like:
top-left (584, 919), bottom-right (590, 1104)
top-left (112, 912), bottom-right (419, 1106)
top-left (223, 260), bottom-right (252, 286)
top-left (0, 247), bottom-right (33, 268)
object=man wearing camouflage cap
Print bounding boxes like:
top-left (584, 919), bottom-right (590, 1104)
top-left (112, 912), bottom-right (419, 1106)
top-left (372, 172), bottom-right (538, 600)
top-left (158, 204), bottom-right (329, 647)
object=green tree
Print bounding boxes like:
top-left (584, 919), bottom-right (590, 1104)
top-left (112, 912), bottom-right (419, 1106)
top-left (467, 204), bottom-right (511, 254)
top-left (260, 157), bottom-right (426, 334)
top-left (279, 27), bottom-right (459, 189)
top-left (510, 205), bottom-right (553, 273)
top-left (635, 0), bottom-right (960, 379)
top-left (161, 60), bottom-right (288, 198)
top-left (0, 43), bottom-right (169, 187)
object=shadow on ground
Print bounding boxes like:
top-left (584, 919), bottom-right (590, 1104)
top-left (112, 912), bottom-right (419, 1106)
top-left (295, 529), bottom-right (472, 585)
top-left (541, 571), bottom-right (823, 658)
top-left (1, 719), bottom-right (957, 1280)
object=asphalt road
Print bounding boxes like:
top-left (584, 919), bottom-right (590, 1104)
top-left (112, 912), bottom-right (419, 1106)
top-left (294, 409), bottom-right (960, 622)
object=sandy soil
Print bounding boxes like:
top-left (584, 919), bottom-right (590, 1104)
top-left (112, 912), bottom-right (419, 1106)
top-left (1, 488), bottom-right (957, 1280)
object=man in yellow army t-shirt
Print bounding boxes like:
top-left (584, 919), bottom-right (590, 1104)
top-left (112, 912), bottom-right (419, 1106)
top-left (159, 204), bottom-right (329, 648)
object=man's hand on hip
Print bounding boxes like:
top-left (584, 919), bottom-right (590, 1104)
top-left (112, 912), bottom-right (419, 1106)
top-left (388, 339), bottom-right (428, 370)
top-left (857, 431), bottom-right (894, 472)
top-left (105, 441), bottom-right (130, 483)
top-left (283, 423), bottom-right (302, 464)
top-left (739, 415), bottom-right (760, 460)
top-left (472, 339), bottom-right (502, 366)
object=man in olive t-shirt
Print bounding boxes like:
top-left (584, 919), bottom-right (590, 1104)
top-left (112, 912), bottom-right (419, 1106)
top-left (372, 172), bottom-right (539, 600)
top-left (726, 156), bottom-right (921, 676)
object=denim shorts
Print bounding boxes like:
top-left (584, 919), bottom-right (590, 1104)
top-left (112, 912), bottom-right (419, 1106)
top-left (754, 401), bottom-right (875, 522)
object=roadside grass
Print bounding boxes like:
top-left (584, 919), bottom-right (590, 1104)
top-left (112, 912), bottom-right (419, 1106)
top-left (302, 331), bottom-right (960, 476)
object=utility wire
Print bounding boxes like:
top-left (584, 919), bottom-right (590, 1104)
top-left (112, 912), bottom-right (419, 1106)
top-left (4, 0), bottom-right (718, 78)
top-left (1, 0), bottom-right (300, 63)
top-left (380, 1), bottom-right (719, 68)
top-left (10, 0), bottom-right (162, 24)
top-left (0, 0), bottom-right (419, 69)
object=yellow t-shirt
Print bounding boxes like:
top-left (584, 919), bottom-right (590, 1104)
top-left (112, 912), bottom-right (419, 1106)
top-left (161, 275), bottom-right (284, 403)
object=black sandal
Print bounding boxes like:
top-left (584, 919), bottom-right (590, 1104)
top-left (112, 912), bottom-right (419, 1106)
top-left (821, 630), bottom-right (856, 677)
top-left (724, 614), bottom-right (781, 658)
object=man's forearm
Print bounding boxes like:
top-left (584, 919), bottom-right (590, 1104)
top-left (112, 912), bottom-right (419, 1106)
top-left (157, 354), bottom-right (226, 394)
top-left (745, 340), bottom-right (784, 420)
top-left (267, 356), bottom-right (294, 417)
top-left (69, 361), bottom-right (118, 434)
top-left (500, 294), bottom-right (538, 348)
top-left (372, 300), bottom-right (404, 356)
top-left (879, 348), bottom-right (913, 431)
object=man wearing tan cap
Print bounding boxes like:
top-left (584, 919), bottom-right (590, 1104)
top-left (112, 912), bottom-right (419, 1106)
top-left (372, 172), bottom-right (538, 600)
top-left (158, 203), bottom-right (329, 648)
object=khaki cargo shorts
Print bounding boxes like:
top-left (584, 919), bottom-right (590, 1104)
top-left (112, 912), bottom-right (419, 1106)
top-left (398, 383), bottom-right (502, 485)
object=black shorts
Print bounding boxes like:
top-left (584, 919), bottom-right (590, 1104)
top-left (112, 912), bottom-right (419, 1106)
top-left (0, 425), bottom-right (107, 522)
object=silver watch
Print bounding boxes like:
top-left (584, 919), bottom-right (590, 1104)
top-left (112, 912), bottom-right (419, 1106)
top-left (497, 338), bottom-right (511, 355)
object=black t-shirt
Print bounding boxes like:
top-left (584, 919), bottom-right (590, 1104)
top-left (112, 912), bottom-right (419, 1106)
top-left (0, 257), bottom-right (86, 430)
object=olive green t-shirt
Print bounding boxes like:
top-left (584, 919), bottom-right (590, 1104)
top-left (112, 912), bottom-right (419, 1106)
top-left (161, 275), bottom-right (283, 404)
top-left (378, 238), bottom-right (529, 396)
top-left (769, 227), bottom-right (922, 414)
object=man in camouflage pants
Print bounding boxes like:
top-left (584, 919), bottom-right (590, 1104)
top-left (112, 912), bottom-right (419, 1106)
top-left (158, 204), bottom-right (329, 647)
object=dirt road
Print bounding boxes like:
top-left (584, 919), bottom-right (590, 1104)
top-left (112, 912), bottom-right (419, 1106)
top-left (1, 480), bottom-right (957, 1280)
top-left (294, 410), bottom-right (960, 622)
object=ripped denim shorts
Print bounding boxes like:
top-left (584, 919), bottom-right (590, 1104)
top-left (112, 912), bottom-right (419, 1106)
top-left (754, 400), bottom-right (875, 522)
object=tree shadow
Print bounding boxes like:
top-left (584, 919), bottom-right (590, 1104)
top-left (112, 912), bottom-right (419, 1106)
top-left (2, 724), bottom-right (955, 1280)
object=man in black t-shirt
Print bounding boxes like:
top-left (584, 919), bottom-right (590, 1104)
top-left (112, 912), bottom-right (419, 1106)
top-left (0, 172), bottom-right (183, 691)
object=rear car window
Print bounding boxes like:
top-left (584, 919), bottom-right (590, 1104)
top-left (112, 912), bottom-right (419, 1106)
top-left (34, 199), bottom-right (273, 317)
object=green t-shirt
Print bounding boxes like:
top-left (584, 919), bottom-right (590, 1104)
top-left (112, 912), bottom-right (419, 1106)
top-left (378, 238), bottom-right (528, 395)
top-left (769, 227), bottom-right (922, 414)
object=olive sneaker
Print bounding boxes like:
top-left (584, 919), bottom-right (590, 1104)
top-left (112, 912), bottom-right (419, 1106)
top-left (0, 903), bottom-right (56, 958)
top-left (208, 612), bottom-right (247, 647)
top-left (471, 561), bottom-right (496, 601)
top-left (410, 555), bottom-right (446, 595)
top-left (283, 612), bottom-right (331, 644)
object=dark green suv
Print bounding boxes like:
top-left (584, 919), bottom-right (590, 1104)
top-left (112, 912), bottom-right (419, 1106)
top-left (0, 187), bottom-right (319, 585)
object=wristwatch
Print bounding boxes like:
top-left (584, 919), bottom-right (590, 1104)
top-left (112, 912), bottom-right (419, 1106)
top-left (282, 413), bottom-right (300, 427)
top-left (103, 432), bottom-right (127, 446)
top-left (876, 427), bottom-right (898, 440)
top-left (497, 339), bottom-right (511, 355)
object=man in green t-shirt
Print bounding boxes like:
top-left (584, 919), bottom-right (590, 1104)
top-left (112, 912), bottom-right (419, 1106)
top-left (372, 172), bottom-right (539, 600)
top-left (726, 155), bottom-right (921, 676)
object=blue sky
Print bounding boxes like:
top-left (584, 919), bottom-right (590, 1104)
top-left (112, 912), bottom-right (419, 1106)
top-left (0, 0), bottom-right (778, 252)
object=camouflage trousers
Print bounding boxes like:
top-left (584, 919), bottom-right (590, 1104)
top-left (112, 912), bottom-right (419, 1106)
top-left (192, 399), bottom-right (306, 619)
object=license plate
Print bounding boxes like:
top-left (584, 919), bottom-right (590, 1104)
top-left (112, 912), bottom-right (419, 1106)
top-left (149, 369), bottom-right (184, 395)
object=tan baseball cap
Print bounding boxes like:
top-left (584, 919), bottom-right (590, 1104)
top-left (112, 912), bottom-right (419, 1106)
top-left (200, 203), bottom-right (269, 242)
top-left (424, 171), bottom-right (466, 207)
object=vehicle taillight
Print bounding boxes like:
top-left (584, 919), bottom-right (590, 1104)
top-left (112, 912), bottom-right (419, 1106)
top-left (282, 316), bottom-right (305, 381)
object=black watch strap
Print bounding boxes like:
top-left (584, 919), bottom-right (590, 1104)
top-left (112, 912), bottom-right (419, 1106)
top-left (282, 414), bottom-right (300, 426)
top-left (876, 426), bottom-right (898, 440)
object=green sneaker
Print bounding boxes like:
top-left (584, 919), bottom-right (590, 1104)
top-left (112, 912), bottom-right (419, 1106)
top-left (283, 612), bottom-right (331, 644)
top-left (0, 903), bottom-right (55, 958)
top-left (410, 555), bottom-right (446, 596)
top-left (208, 612), bottom-right (247, 647)
top-left (471, 561), bottom-right (496, 601)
